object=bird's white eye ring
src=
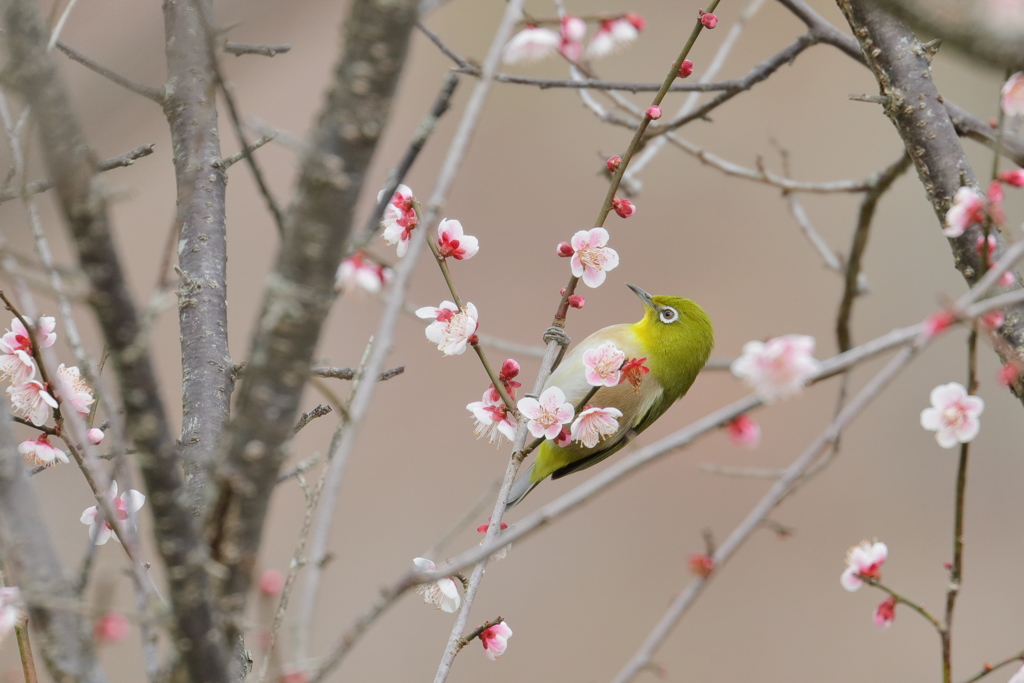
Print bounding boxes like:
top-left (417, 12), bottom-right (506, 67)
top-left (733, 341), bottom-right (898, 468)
top-left (659, 307), bottom-right (678, 323)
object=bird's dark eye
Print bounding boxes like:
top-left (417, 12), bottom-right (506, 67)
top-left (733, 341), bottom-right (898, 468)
top-left (659, 307), bottom-right (678, 323)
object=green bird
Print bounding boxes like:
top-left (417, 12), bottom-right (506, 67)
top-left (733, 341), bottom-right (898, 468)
top-left (506, 284), bottom-right (714, 509)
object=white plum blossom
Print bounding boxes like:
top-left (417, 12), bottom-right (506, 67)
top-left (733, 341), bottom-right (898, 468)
top-left (570, 228), bottom-right (620, 288)
top-left (0, 587), bottom-right (23, 644)
top-left (436, 219), bottom-right (479, 260)
top-left (55, 363), bottom-right (93, 416)
top-left (80, 482), bottom-right (146, 546)
top-left (467, 390), bottom-right (518, 446)
top-left (518, 386), bottom-right (575, 440)
top-left (480, 621), bottom-right (513, 660)
top-left (8, 379), bottom-right (58, 426)
top-left (416, 301), bottom-right (479, 356)
top-left (582, 342), bottom-right (625, 387)
top-left (18, 434), bottom-right (68, 467)
top-left (379, 184), bottom-right (418, 257)
top-left (587, 15), bottom-right (645, 58)
top-left (502, 26), bottom-right (560, 64)
top-left (334, 252), bottom-right (392, 295)
top-left (570, 405), bottom-right (622, 448)
top-left (1002, 72), bottom-right (1024, 118)
top-left (840, 540), bottom-right (888, 592)
top-left (919, 382), bottom-right (984, 448)
top-left (412, 558), bottom-right (461, 613)
top-left (0, 350), bottom-right (36, 385)
top-left (730, 334), bottom-right (821, 402)
top-left (943, 187), bottom-right (986, 238)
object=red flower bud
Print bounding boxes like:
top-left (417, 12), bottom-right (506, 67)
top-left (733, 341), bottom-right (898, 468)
top-left (612, 197), bottom-right (636, 218)
top-left (678, 59), bottom-right (694, 78)
top-left (500, 359), bottom-right (520, 380)
top-left (689, 553), bottom-right (714, 577)
top-left (645, 105), bottom-right (662, 120)
top-left (556, 241), bottom-right (574, 257)
top-left (606, 155), bottom-right (622, 172)
top-left (999, 169), bottom-right (1024, 186)
top-left (568, 294), bottom-right (585, 309)
top-left (998, 362), bottom-right (1020, 386)
top-left (700, 11), bottom-right (718, 28)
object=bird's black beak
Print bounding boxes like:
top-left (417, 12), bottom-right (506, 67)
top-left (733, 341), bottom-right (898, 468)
top-left (627, 283), bottom-right (655, 309)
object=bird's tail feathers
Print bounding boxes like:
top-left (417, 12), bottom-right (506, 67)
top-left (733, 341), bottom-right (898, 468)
top-left (505, 463), bottom-right (539, 510)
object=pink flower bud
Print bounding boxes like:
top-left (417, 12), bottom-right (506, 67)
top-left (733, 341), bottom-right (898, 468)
top-left (624, 12), bottom-right (646, 30)
top-left (606, 155), bottom-right (622, 172)
top-left (611, 197), bottom-right (636, 218)
top-left (678, 59), bottom-right (694, 78)
top-left (922, 310), bottom-right (955, 338)
top-left (989, 118), bottom-right (999, 128)
top-left (645, 105), bottom-right (662, 120)
top-left (555, 427), bottom-right (572, 447)
top-left (258, 569), bottom-right (286, 597)
top-left (499, 359), bottom-right (520, 381)
top-left (556, 241), bottom-right (574, 258)
top-left (1000, 270), bottom-right (1016, 287)
top-left (700, 11), bottom-right (718, 28)
top-left (94, 613), bottom-right (130, 644)
top-left (87, 428), bottom-right (104, 445)
top-left (476, 518), bottom-right (509, 534)
top-left (982, 310), bottom-right (1005, 329)
top-left (726, 414), bottom-right (760, 448)
top-left (874, 596), bottom-right (897, 629)
top-left (568, 295), bottom-right (585, 309)
top-left (988, 179), bottom-right (1005, 203)
top-left (998, 362), bottom-right (1020, 386)
top-left (998, 169), bottom-right (1024, 186)
top-left (689, 553), bottom-right (714, 577)
top-left (560, 286), bottom-right (567, 295)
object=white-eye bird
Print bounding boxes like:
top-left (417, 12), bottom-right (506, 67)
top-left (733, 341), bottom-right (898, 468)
top-left (506, 284), bottom-right (714, 509)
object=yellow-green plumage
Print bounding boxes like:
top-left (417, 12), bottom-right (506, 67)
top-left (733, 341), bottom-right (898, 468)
top-left (506, 284), bottom-right (714, 509)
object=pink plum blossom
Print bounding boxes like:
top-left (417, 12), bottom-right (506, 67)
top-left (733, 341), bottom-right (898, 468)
top-left (582, 342), bottom-right (626, 387)
top-left (477, 518), bottom-right (511, 561)
top-left (334, 252), bottom-right (392, 295)
top-left (841, 540), bottom-right (888, 591)
top-left (944, 187), bottom-right (986, 237)
top-left (8, 379), bottom-right (58, 426)
top-left (558, 16), bottom-right (586, 61)
top-left (920, 382), bottom-right (984, 448)
top-left (415, 301), bottom-right (479, 356)
top-left (0, 587), bottom-right (23, 643)
top-left (0, 315), bottom-right (56, 355)
top-left (587, 15), bottom-right (643, 58)
top-left (18, 434), bottom-right (68, 467)
top-left (55, 363), bottom-right (93, 416)
top-left (569, 228), bottom-right (619, 288)
top-left (874, 596), bottom-right (897, 629)
top-left (726, 414), bottom-right (761, 449)
top-left (436, 219), bottom-right (479, 260)
top-left (1002, 72), bottom-right (1024, 117)
top-left (730, 334), bottom-right (821, 402)
top-left (412, 558), bottom-right (461, 613)
top-left (87, 428), bottom-right (105, 445)
top-left (502, 26), bottom-right (560, 64)
top-left (620, 357), bottom-right (650, 391)
top-left (480, 621), bottom-right (513, 660)
top-left (80, 481), bottom-right (146, 546)
top-left (518, 386), bottom-right (574, 440)
top-left (0, 350), bottom-right (36, 385)
top-left (94, 613), bottom-right (130, 644)
top-left (379, 184), bottom-right (418, 256)
top-left (570, 405), bottom-right (622, 448)
top-left (467, 390), bottom-right (518, 446)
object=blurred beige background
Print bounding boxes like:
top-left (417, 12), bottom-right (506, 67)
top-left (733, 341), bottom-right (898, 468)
top-left (1, 0), bottom-right (1022, 681)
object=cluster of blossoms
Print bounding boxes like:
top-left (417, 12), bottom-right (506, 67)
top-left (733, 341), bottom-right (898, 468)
top-left (730, 334), bottom-right (822, 403)
top-left (502, 13), bottom-right (646, 64)
top-left (467, 360), bottom-right (521, 446)
top-left (840, 540), bottom-right (896, 629)
top-left (379, 184), bottom-right (418, 256)
top-left (0, 316), bottom-right (103, 467)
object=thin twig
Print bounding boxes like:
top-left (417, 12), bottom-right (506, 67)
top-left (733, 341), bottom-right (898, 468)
top-left (311, 365), bottom-right (405, 381)
top-left (293, 404), bottom-right (332, 434)
top-left (224, 42), bottom-right (291, 57)
top-left (53, 40), bottom-right (164, 103)
top-left (0, 143), bottom-right (155, 205)
top-left (215, 133), bottom-right (276, 170)
top-left (958, 652), bottom-right (1024, 683)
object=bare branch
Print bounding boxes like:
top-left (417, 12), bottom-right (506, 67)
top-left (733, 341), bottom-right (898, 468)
top-left (224, 42), bottom-right (291, 57)
top-left (0, 143), bottom-right (155, 205)
top-left (311, 365), bottom-right (404, 381)
top-left (53, 40), bottom-right (164, 103)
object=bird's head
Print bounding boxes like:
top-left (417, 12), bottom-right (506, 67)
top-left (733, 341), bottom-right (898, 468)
top-left (628, 283), bottom-right (714, 392)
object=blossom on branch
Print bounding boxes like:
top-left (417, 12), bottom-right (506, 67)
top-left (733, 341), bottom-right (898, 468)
top-left (436, 219), bottom-right (479, 260)
top-left (80, 481), bottom-right (146, 546)
top-left (919, 382), bottom-right (984, 448)
top-left (379, 184), bottom-right (418, 256)
top-left (467, 390), bottom-right (518, 446)
top-left (0, 350), bottom-right (36, 385)
top-left (502, 26), bottom-right (560, 64)
top-left (8, 379), bottom-right (58, 426)
top-left (412, 558), bottom-right (461, 613)
top-left (1001, 71), bottom-right (1024, 117)
top-left (0, 315), bottom-right (56, 355)
top-left (480, 621), bottom-right (513, 660)
top-left (570, 405), bottom-right (622, 448)
top-left (559, 16), bottom-right (586, 61)
top-left (569, 228), bottom-right (620, 288)
top-left (55, 363), bottom-right (94, 416)
top-left (335, 252), bottom-right (392, 295)
top-left (518, 386), bottom-right (574, 440)
top-left (415, 301), bottom-right (479, 356)
top-left (583, 342), bottom-right (626, 387)
top-left (730, 334), bottom-right (821, 402)
top-left (587, 15), bottom-right (644, 58)
top-left (620, 357), bottom-right (649, 391)
top-left (18, 434), bottom-right (68, 467)
top-left (87, 428), bottom-right (105, 445)
top-left (943, 187), bottom-right (986, 237)
top-left (840, 540), bottom-right (887, 591)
